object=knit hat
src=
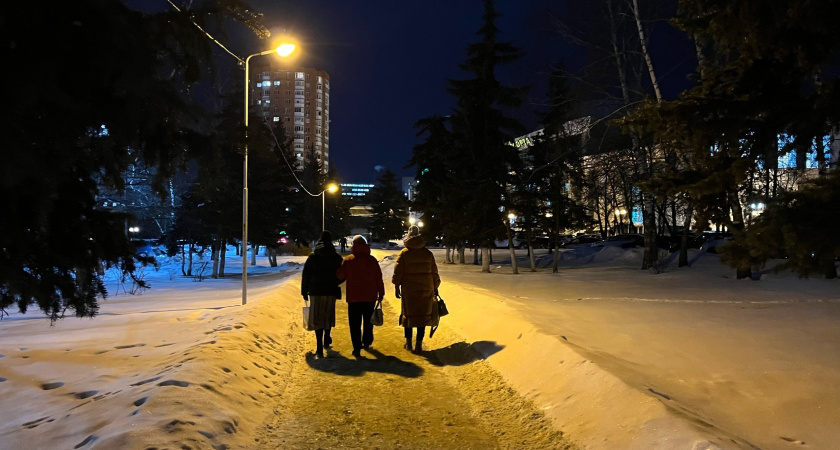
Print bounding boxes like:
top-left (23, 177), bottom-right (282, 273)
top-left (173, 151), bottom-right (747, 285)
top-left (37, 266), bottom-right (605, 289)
top-left (352, 235), bottom-right (367, 246)
top-left (320, 230), bottom-right (332, 243)
top-left (407, 225), bottom-right (421, 238)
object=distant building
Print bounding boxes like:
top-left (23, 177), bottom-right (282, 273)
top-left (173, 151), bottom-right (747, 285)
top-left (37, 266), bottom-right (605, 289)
top-left (249, 64), bottom-right (331, 173)
top-left (402, 177), bottom-right (416, 202)
top-left (340, 183), bottom-right (374, 199)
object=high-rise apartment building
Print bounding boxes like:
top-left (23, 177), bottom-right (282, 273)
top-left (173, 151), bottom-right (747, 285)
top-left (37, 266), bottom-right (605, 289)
top-left (249, 64), bottom-right (331, 173)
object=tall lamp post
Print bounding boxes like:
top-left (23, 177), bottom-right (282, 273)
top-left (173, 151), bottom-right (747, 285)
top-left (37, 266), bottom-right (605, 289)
top-left (321, 183), bottom-right (339, 231)
top-left (242, 43), bottom-right (296, 306)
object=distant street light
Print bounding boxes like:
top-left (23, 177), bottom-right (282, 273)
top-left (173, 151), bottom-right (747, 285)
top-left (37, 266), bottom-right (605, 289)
top-left (242, 43), bottom-right (296, 306)
top-left (321, 183), bottom-right (339, 231)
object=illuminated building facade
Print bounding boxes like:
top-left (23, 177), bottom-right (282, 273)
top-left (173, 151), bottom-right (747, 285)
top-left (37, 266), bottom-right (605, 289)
top-left (249, 64), bottom-right (331, 173)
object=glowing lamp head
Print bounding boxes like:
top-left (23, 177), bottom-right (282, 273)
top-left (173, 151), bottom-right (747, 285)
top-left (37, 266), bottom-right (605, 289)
top-left (326, 183), bottom-right (339, 193)
top-left (276, 44), bottom-right (296, 57)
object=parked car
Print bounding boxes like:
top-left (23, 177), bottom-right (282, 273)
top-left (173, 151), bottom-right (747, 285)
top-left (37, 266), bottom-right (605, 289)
top-left (656, 234), bottom-right (705, 252)
top-left (700, 231), bottom-right (733, 254)
top-left (592, 234), bottom-right (644, 249)
top-left (562, 236), bottom-right (603, 248)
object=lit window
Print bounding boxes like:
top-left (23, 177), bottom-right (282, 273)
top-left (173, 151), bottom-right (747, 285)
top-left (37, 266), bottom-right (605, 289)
top-left (273, 81), bottom-right (281, 86)
top-left (273, 117), bottom-right (280, 122)
top-left (256, 82), bottom-right (262, 87)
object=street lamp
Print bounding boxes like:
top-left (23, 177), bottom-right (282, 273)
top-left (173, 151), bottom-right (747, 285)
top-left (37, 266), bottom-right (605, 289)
top-left (242, 43), bottom-right (296, 306)
top-left (321, 183), bottom-right (339, 231)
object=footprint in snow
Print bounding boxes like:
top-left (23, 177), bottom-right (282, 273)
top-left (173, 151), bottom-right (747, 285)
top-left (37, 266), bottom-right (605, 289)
top-left (74, 390), bottom-right (98, 399)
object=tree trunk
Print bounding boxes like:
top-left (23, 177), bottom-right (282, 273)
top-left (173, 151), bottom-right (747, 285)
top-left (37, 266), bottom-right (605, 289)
top-left (211, 239), bottom-right (220, 279)
top-left (187, 242), bottom-right (194, 276)
top-left (679, 207), bottom-right (693, 267)
top-left (250, 243), bottom-right (258, 266)
top-left (642, 194), bottom-right (658, 269)
top-left (180, 244), bottom-right (187, 276)
top-left (219, 240), bottom-right (227, 278)
top-left (481, 247), bottom-right (491, 273)
top-left (631, 0), bottom-right (662, 102)
top-left (445, 247), bottom-right (453, 264)
top-left (505, 219), bottom-right (518, 274)
top-left (552, 204), bottom-right (561, 273)
top-left (729, 192), bottom-right (751, 279)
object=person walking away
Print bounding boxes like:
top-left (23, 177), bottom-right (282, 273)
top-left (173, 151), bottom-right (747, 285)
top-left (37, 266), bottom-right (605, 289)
top-left (393, 225), bottom-right (441, 354)
top-left (339, 236), bottom-right (347, 253)
top-left (336, 235), bottom-right (385, 358)
top-left (301, 230), bottom-right (344, 358)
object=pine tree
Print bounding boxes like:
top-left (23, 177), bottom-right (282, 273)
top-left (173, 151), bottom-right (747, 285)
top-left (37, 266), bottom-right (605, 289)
top-left (368, 169), bottom-right (408, 243)
top-left (630, 0), bottom-right (840, 278)
top-left (0, 1), bottom-right (268, 320)
top-left (445, 0), bottom-right (527, 271)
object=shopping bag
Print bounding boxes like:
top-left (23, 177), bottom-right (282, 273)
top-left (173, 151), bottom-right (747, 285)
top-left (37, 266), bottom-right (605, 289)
top-left (302, 303), bottom-right (314, 331)
top-left (437, 294), bottom-right (449, 317)
top-left (370, 299), bottom-right (384, 326)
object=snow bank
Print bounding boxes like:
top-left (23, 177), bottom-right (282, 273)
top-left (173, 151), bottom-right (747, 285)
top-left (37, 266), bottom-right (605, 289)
top-left (0, 256), bottom-right (306, 449)
top-left (431, 276), bottom-right (723, 449)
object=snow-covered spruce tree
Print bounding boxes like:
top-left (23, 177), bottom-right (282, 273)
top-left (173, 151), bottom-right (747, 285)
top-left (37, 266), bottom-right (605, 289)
top-left (0, 1), bottom-right (269, 320)
top-left (445, 0), bottom-right (527, 273)
top-left (368, 169), bottom-right (408, 243)
top-left (629, 0), bottom-right (840, 278)
top-left (525, 62), bottom-right (589, 273)
top-left (723, 171), bottom-right (840, 279)
top-left (408, 115), bottom-right (456, 259)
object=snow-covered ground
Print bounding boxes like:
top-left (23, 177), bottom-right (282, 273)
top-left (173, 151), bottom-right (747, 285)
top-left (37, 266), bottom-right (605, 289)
top-left (0, 246), bottom-right (837, 449)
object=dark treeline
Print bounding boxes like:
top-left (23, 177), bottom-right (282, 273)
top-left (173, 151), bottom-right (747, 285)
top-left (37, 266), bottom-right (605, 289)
top-left (408, 0), bottom-right (840, 279)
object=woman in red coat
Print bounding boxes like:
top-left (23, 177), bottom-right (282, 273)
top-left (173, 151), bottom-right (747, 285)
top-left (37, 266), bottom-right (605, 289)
top-left (336, 235), bottom-right (385, 358)
top-left (392, 226), bottom-right (440, 354)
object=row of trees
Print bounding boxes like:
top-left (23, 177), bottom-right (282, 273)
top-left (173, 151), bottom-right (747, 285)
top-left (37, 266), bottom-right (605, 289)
top-left (0, 1), bottom-right (348, 321)
top-left (409, 0), bottom-right (840, 279)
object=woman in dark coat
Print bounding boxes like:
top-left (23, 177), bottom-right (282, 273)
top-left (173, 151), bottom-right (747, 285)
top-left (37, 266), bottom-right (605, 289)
top-left (301, 230), bottom-right (344, 358)
top-left (392, 226), bottom-right (440, 354)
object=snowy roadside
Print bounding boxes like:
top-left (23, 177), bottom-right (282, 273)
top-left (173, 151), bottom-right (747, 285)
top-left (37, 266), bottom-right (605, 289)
top-left (385, 254), bottom-right (726, 450)
top-left (0, 256), bottom-right (308, 449)
top-left (430, 246), bottom-right (840, 450)
top-left (1, 246), bottom-right (837, 449)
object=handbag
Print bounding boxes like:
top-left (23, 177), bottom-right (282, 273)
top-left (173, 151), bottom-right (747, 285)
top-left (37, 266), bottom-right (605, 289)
top-left (370, 300), bottom-right (384, 326)
top-left (437, 294), bottom-right (449, 317)
top-left (302, 301), bottom-right (314, 331)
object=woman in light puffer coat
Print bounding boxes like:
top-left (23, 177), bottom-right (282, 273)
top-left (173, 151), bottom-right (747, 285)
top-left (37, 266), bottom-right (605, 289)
top-left (392, 226), bottom-right (440, 354)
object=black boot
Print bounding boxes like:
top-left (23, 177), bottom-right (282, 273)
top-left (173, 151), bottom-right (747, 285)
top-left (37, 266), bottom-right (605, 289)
top-left (315, 329), bottom-right (324, 358)
top-left (404, 338), bottom-right (413, 351)
top-left (324, 328), bottom-right (333, 348)
top-left (414, 338), bottom-right (423, 354)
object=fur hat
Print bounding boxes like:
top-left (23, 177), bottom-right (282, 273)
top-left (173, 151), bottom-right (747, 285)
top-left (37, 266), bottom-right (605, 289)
top-left (320, 230), bottom-right (332, 243)
top-left (407, 225), bottom-right (421, 238)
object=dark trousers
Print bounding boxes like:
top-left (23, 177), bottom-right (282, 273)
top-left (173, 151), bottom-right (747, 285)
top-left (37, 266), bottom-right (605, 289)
top-left (404, 326), bottom-right (426, 341)
top-left (347, 301), bottom-right (375, 351)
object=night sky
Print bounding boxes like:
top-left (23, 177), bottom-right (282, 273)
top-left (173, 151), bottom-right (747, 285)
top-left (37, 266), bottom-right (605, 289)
top-left (238, 0), bottom-right (570, 183)
top-left (127, 1), bottom-right (693, 184)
